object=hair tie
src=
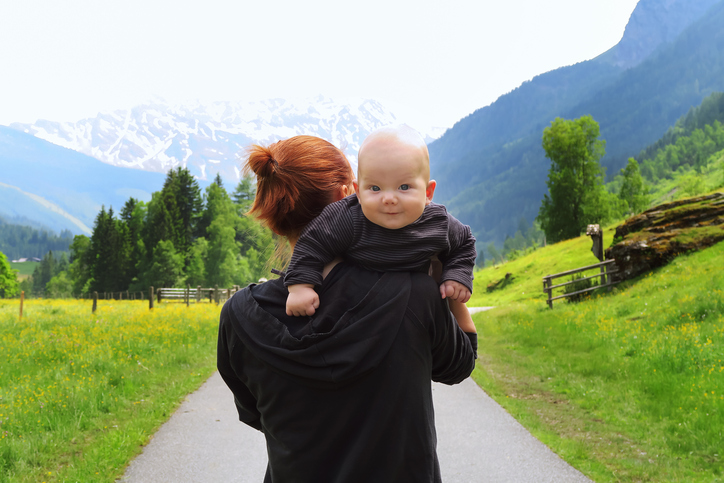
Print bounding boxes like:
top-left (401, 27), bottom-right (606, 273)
top-left (271, 158), bottom-right (280, 169)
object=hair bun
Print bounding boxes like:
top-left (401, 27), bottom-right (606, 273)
top-left (246, 145), bottom-right (278, 179)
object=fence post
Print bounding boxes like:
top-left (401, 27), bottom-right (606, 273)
top-left (196, 285), bottom-right (201, 303)
top-left (92, 291), bottom-right (98, 313)
top-left (19, 291), bottom-right (24, 319)
top-left (157, 288), bottom-right (161, 303)
top-left (214, 285), bottom-right (219, 305)
top-left (226, 288), bottom-right (231, 302)
top-left (543, 277), bottom-right (553, 309)
top-left (149, 286), bottom-right (154, 309)
top-left (186, 284), bottom-right (190, 307)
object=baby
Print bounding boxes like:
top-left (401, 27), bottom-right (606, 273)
top-left (284, 125), bottom-right (476, 331)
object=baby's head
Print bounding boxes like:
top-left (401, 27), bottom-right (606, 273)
top-left (354, 125), bottom-right (436, 230)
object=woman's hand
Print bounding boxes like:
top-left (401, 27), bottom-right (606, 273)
top-left (286, 284), bottom-right (319, 317)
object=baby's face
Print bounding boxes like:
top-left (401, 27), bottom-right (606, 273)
top-left (354, 139), bottom-right (433, 230)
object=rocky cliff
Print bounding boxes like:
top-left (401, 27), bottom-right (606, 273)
top-left (606, 193), bottom-right (724, 281)
top-left (613, 0), bottom-right (721, 69)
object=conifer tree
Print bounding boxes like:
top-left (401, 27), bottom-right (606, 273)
top-left (146, 240), bottom-right (185, 288)
top-left (67, 235), bottom-right (91, 294)
top-left (88, 207), bottom-right (127, 293)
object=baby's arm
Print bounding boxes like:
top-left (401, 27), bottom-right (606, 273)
top-left (448, 298), bottom-right (476, 333)
top-left (438, 212), bottom-right (476, 299)
top-left (286, 284), bottom-right (319, 317)
top-left (440, 279), bottom-right (471, 303)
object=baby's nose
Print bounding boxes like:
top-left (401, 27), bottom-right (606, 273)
top-left (382, 192), bottom-right (397, 204)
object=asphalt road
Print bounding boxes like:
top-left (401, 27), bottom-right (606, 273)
top-left (120, 308), bottom-right (593, 483)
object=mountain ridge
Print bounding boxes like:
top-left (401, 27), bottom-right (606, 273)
top-left (0, 125), bottom-right (169, 234)
top-left (9, 97), bottom-right (403, 182)
top-left (429, 0), bottom-right (724, 247)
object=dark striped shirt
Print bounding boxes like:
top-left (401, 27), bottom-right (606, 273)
top-left (285, 195), bottom-right (476, 292)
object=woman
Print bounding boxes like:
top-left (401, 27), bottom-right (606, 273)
top-left (217, 135), bottom-right (477, 482)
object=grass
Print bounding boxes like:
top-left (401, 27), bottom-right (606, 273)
top-left (469, 237), bottom-right (724, 482)
top-left (8, 262), bottom-right (38, 281)
top-left (648, 148), bottom-right (724, 206)
top-left (468, 224), bottom-right (619, 308)
top-left (0, 299), bottom-right (221, 482)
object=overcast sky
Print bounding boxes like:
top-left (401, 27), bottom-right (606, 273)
top-left (0, 0), bottom-right (640, 133)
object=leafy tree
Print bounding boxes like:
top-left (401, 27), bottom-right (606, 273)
top-left (206, 202), bottom-right (247, 287)
top-left (618, 158), bottom-right (650, 214)
top-left (537, 115), bottom-right (607, 243)
top-left (0, 251), bottom-right (20, 298)
top-left (680, 172), bottom-right (706, 197)
top-left (186, 238), bottom-right (208, 287)
top-left (46, 271), bottom-right (73, 298)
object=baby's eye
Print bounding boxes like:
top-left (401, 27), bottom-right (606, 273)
top-left (370, 185), bottom-right (380, 192)
top-left (399, 184), bottom-right (410, 191)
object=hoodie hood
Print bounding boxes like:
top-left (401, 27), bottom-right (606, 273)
top-left (228, 271), bottom-right (411, 388)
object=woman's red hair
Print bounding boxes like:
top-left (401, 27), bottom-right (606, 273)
top-left (244, 136), bottom-right (353, 240)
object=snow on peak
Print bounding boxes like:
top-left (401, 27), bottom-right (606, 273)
top-left (10, 96), bottom-right (439, 182)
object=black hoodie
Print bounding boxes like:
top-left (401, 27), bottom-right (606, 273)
top-left (217, 262), bottom-right (477, 483)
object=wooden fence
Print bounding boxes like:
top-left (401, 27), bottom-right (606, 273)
top-left (153, 285), bottom-right (242, 306)
top-left (542, 259), bottom-right (619, 308)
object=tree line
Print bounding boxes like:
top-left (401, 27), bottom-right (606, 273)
top-left (6, 168), bottom-right (274, 298)
top-left (0, 218), bottom-right (74, 261)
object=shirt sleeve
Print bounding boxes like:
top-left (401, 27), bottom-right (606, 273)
top-left (217, 301), bottom-right (263, 431)
top-left (409, 274), bottom-right (477, 384)
top-left (438, 213), bottom-right (477, 293)
top-left (284, 199), bottom-right (356, 287)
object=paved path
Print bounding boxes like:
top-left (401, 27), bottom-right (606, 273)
top-left (121, 308), bottom-right (592, 483)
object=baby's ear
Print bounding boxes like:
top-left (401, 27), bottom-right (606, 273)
top-left (352, 179), bottom-right (359, 194)
top-left (425, 180), bottom-right (436, 204)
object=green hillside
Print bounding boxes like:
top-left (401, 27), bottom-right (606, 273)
top-left (468, 209), bottom-right (724, 481)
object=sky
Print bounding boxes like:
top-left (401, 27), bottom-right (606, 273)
top-left (0, 0), bottom-right (640, 134)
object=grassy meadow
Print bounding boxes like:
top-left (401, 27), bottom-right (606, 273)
top-left (470, 229), bottom-right (724, 481)
top-left (8, 262), bottom-right (38, 282)
top-left (0, 299), bottom-right (221, 482)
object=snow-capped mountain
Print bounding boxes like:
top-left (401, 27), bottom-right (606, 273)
top-left (10, 96), bottom-right (410, 181)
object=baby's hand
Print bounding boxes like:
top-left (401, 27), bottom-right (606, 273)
top-left (286, 284), bottom-right (319, 317)
top-left (440, 280), bottom-right (471, 303)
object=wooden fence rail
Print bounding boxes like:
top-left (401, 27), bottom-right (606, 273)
top-left (155, 285), bottom-right (242, 305)
top-left (542, 259), bottom-right (620, 308)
